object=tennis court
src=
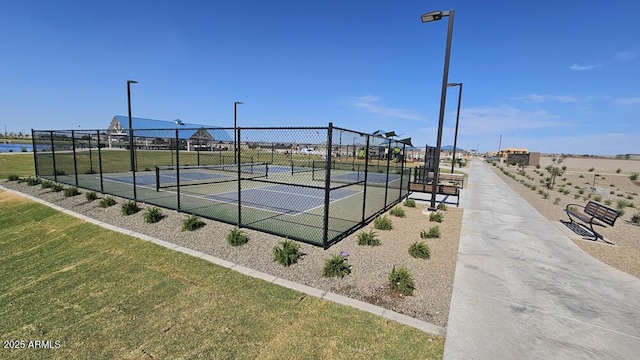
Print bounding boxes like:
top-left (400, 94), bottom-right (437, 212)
top-left (205, 184), bottom-right (359, 215)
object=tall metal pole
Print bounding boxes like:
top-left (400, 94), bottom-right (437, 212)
top-left (234, 101), bottom-right (243, 164)
top-left (498, 134), bottom-right (502, 157)
top-left (423, 9), bottom-right (455, 210)
top-left (449, 82), bottom-right (463, 173)
top-left (127, 80), bottom-right (137, 171)
top-left (127, 80), bottom-right (138, 200)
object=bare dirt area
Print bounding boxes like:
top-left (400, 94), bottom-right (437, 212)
top-left (490, 156), bottom-right (640, 278)
top-left (0, 181), bottom-right (462, 328)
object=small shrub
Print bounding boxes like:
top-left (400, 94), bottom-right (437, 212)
top-left (323, 254), bottom-right (351, 278)
top-left (421, 226), bottom-right (440, 239)
top-left (273, 239), bottom-right (301, 266)
top-left (41, 180), bottom-right (53, 189)
top-left (429, 211), bottom-right (444, 223)
top-left (568, 205), bottom-right (578, 212)
top-left (374, 216), bottom-right (393, 230)
top-left (51, 183), bottom-right (64, 192)
top-left (554, 198), bottom-right (561, 205)
top-left (616, 168), bottom-right (622, 174)
top-left (404, 198), bottom-right (416, 207)
top-left (408, 241), bottom-right (431, 259)
top-left (593, 194), bottom-right (602, 202)
top-left (579, 174), bottom-right (584, 178)
top-left (617, 200), bottom-right (629, 210)
top-left (7, 174), bottom-right (20, 181)
top-left (356, 230), bottom-right (380, 246)
top-left (604, 199), bottom-right (612, 206)
top-left (26, 177), bottom-right (41, 186)
top-left (389, 266), bottom-right (415, 296)
top-left (630, 173), bottom-right (639, 181)
top-left (628, 195), bottom-right (634, 200)
top-left (535, 164), bottom-right (540, 169)
top-left (121, 200), bottom-right (141, 215)
top-left (631, 213), bottom-right (640, 225)
top-left (99, 197), bottom-right (116, 208)
top-left (85, 191), bottom-right (98, 202)
top-left (143, 207), bottom-right (163, 223)
top-left (182, 215), bottom-right (205, 231)
top-left (578, 189), bottom-right (585, 195)
top-left (574, 194), bottom-right (580, 199)
top-left (588, 167), bottom-right (595, 172)
top-left (227, 227), bottom-right (249, 246)
top-left (21, 146), bottom-right (27, 152)
top-left (542, 192), bottom-right (549, 199)
top-left (389, 206), bottom-right (405, 217)
top-left (437, 202), bottom-right (448, 211)
top-left (538, 189), bottom-right (544, 195)
top-left (63, 187), bottom-right (80, 197)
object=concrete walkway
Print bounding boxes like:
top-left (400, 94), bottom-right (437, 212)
top-left (444, 159), bottom-right (640, 359)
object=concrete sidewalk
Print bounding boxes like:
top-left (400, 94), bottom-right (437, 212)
top-left (443, 159), bottom-right (640, 359)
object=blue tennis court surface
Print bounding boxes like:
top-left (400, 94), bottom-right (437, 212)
top-left (206, 184), bottom-right (359, 215)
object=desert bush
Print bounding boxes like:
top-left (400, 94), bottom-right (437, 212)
top-left (50, 183), bottom-right (64, 192)
top-left (593, 194), bottom-right (602, 202)
top-left (404, 198), bottom-right (416, 207)
top-left (588, 167), bottom-right (595, 172)
top-left (121, 201), bottom-right (141, 215)
top-left (408, 241), bottom-right (431, 259)
top-left (85, 192), bottom-right (98, 201)
top-left (99, 197), bottom-right (116, 208)
top-left (631, 213), bottom-right (640, 225)
top-left (63, 187), bottom-right (80, 197)
top-left (7, 174), bottom-right (20, 181)
top-left (574, 194), bottom-right (580, 199)
top-left (421, 226), bottom-right (440, 239)
top-left (323, 254), bottom-right (351, 278)
top-left (182, 215), bottom-right (205, 231)
top-left (389, 206), bottom-right (405, 217)
top-left (26, 177), bottom-right (41, 186)
top-left (389, 266), bottom-right (415, 296)
top-left (226, 227), bottom-right (248, 246)
top-left (579, 174), bottom-right (584, 178)
top-left (616, 168), bottom-right (621, 174)
top-left (429, 211), bottom-right (444, 223)
top-left (143, 207), bottom-right (163, 223)
top-left (630, 173), bottom-right (639, 181)
top-left (271, 239), bottom-right (303, 266)
top-left (554, 198), bottom-right (561, 205)
top-left (437, 202), bottom-right (448, 211)
top-left (41, 180), bottom-right (53, 189)
top-left (604, 199), bottom-right (612, 206)
top-left (374, 216), bottom-right (393, 230)
top-left (617, 200), bottom-right (629, 210)
top-left (356, 230), bottom-right (380, 246)
top-left (542, 192), bottom-right (549, 199)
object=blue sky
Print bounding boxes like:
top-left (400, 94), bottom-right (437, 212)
top-left (1, 0), bottom-right (638, 155)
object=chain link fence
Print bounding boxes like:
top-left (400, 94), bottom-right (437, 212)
top-left (32, 123), bottom-right (410, 248)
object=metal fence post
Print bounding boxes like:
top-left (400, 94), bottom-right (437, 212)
top-left (399, 143), bottom-right (407, 201)
top-left (176, 130), bottom-right (181, 210)
top-left (322, 123), bottom-right (333, 248)
top-left (237, 128), bottom-right (242, 227)
top-left (361, 134), bottom-right (370, 224)
top-left (50, 131), bottom-right (57, 181)
top-left (71, 130), bottom-right (78, 186)
top-left (31, 129), bottom-right (38, 177)
top-left (384, 140), bottom-right (392, 208)
top-left (131, 129), bottom-right (137, 201)
top-left (97, 130), bottom-right (104, 192)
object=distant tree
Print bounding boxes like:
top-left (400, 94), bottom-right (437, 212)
top-left (545, 157), bottom-right (564, 190)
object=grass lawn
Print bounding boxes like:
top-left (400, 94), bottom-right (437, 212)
top-left (0, 190), bottom-right (444, 359)
top-left (0, 154), bottom-right (35, 180)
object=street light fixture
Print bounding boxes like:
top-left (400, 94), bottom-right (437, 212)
top-left (447, 82), bottom-right (463, 173)
top-left (234, 101), bottom-right (243, 164)
top-left (421, 9), bottom-right (455, 210)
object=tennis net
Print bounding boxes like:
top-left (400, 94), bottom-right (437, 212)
top-left (155, 162), bottom-right (268, 190)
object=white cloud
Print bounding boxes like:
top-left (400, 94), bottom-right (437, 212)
top-left (350, 96), bottom-right (426, 121)
top-left (615, 51), bottom-right (637, 61)
top-left (458, 105), bottom-right (573, 135)
top-left (614, 97), bottom-right (640, 105)
top-left (510, 94), bottom-right (587, 103)
top-left (570, 64), bottom-right (601, 71)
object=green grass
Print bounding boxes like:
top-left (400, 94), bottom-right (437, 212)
top-left (0, 153), bottom-right (35, 179)
top-left (0, 191), bottom-right (444, 358)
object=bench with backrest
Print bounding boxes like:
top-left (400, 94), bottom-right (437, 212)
top-left (563, 200), bottom-right (620, 244)
top-left (408, 182), bottom-right (460, 207)
top-left (426, 172), bottom-right (464, 188)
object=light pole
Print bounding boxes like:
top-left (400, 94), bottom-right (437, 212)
top-left (447, 82), bottom-right (463, 173)
top-left (498, 134), bottom-right (502, 159)
top-left (127, 80), bottom-right (137, 172)
top-left (422, 9), bottom-right (455, 210)
top-left (234, 101), bottom-right (243, 164)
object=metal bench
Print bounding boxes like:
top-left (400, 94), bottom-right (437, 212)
top-left (563, 201), bottom-right (620, 244)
